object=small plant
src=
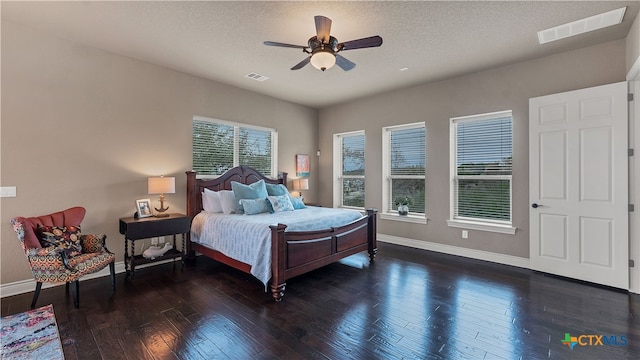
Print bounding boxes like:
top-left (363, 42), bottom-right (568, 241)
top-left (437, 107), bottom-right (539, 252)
top-left (394, 196), bottom-right (412, 216)
top-left (394, 196), bottom-right (413, 206)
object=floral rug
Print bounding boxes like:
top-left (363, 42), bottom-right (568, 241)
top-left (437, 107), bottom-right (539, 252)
top-left (0, 304), bottom-right (64, 359)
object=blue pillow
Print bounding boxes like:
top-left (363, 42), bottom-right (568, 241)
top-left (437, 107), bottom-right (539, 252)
top-left (289, 195), bottom-right (306, 209)
top-left (265, 183), bottom-right (289, 196)
top-left (239, 198), bottom-right (271, 215)
top-left (231, 180), bottom-right (268, 213)
top-left (267, 195), bottom-right (294, 212)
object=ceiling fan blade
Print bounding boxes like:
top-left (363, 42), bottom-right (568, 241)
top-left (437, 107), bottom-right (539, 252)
top-left (291, 56), bottom-right (311, 70)
top-left (338, 35), bottom-right (383, 51)
top-left (314, 15), bottom-right (332, 43)
top-left (335, 55), bottom-right (356, 71)
top-left (264, 41), bottom-right (307, 49)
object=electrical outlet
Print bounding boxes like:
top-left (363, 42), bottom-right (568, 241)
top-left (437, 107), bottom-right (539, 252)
top-left (158, 236), bottom-right (165, 244)
top-left (462, 230), bottom-right (468, 239)
top-left (151, 237), bottom-right (159, 245)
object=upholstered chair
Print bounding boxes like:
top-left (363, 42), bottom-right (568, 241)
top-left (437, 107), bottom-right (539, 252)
top-left (11, 207), bottom-right (116, 308)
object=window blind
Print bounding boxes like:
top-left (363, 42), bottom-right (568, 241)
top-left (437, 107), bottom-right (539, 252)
top-left (340, 132), bottom-right (365, 208)
top-left (452, 113), bottom-right (512, 222)
top-left (456, 117), bottom-right (512, 176)
top-left (238, 127), bottom-right (273, 176)
top-left (193, 117), bottom-right (276, 177)
top-left (384, 123), bottom-right (426, 214)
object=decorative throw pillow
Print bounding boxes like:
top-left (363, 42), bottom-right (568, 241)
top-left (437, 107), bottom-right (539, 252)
top-left (231, 180), bottom-right (268, 213)
top-left (80, 234), bottom-right (106, 253)
top-left (267, 195), bottom-right (295, 212)
top-left (37, 225), bottom-right (83, 258)
top-left (289, 195), bottom-right (307, 210)
top-left (265, 183), bottom-right (289, 196)
top-left (202, 188), bottom-right (223, 213)
top-left (218, 190), bottom-right (237, 214)
top-left (239, 198), bottom-right (271, 215)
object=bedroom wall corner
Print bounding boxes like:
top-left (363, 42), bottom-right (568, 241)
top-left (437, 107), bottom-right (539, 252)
top-left (317, 39), bottom-right (627, 261)
top-left (0, 20), bottom-right (318, 287)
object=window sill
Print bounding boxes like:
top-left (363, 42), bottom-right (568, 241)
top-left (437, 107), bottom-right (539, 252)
top-left (446, 219), bottom-right (516, 235)
top-left (380, 213), bottom-right (428, 224)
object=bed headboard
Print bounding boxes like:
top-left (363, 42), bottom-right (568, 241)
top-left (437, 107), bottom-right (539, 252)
top-left (186, 166), bottom-right (287, 218)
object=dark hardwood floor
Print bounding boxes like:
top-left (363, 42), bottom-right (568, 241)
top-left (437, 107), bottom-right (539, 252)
top-left (2, 242), bottom-right (639, 359)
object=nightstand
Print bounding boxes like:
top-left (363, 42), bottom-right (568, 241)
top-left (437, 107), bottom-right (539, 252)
top-left (119, 213), bottom-right (190, 278)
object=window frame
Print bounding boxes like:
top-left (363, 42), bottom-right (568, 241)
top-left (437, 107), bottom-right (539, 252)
top-left (333, 130), bottom-right (366, 209)
top-left (447, 110), bottom-right (516, 234)
top-left (192, 116), bottom-right (278, 178)
top-left (381, 122), bottom-right (427, 224)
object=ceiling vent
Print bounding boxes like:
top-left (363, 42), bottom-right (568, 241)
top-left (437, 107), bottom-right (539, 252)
top-left (537, 7), bottom-right (626, 44)
top-left (245, 72), bottom-right (269, 81)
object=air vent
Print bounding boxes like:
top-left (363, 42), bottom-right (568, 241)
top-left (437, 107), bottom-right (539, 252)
top-left (245, 72), bottom-right (269, 81)
top-left (537, 7), bottom-right (626, 44)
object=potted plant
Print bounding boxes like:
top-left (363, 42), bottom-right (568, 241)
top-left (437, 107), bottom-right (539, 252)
top-left (394, 196), bottom-right (412, 216)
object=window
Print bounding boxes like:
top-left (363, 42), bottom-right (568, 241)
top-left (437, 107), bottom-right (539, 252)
top-left (333, 131), bottom-right (365, 208)
top-left (448, 110), bottom-right (515, 234)
top-left (382, 122), bottom-right (426, 221)
top-left (192, 116), bottom-right (277, 177)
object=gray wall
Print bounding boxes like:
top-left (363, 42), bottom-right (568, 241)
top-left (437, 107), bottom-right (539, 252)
top-left (627, 10), bottom-right (640, 75)
top-left (318, 39), bottom-right (627, 259)
top-left (0, 21), bottom-right (318, 284)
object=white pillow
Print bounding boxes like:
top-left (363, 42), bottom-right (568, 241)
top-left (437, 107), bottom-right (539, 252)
top-left (202, 188), bottom-right (222, 213)
top-left (218, 190), bottom-right (237, 214)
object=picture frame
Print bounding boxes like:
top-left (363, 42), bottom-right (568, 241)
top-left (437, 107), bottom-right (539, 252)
top-left (136, 198), bottom-right (153, 218)
top-left (296, 154), bottom-right (310, 177)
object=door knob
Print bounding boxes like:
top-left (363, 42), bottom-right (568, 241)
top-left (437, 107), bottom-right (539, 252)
top-left (531, 203), bottom-right (542, 208)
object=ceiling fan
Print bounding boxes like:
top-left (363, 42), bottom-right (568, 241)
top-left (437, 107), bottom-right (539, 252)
top-left (264, 15), bottom-right (383, 72)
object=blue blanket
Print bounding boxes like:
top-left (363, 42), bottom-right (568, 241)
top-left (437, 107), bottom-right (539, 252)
top-left (191, 206), bottom-right (364, 287)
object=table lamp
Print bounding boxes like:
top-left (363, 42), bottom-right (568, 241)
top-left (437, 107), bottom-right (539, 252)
top-left (148, 176), bottom-right (175, 217)
top-left (292, 178), bottom-right (309, 200)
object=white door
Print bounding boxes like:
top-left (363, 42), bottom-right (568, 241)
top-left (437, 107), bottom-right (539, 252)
top-left (529, 81), bottom-right (628, 289)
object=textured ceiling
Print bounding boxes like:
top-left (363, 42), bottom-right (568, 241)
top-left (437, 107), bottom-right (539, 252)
top-left (2, 1), bottom-right (639, 109)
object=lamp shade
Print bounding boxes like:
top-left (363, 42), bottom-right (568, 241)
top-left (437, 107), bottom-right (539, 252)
top-left (148, 176), bottom-right (175, 194)
top-left (293, 178), bottom-right (309, 191)
top-left (310, 51), bottom-right (336, 71)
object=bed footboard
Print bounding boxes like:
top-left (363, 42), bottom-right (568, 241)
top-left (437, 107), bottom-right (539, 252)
top-left (269, 208), bottom-right (377, 301)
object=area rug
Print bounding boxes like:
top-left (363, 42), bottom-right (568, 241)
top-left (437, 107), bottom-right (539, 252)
top-left (0, 304), bottom-right (64, 359)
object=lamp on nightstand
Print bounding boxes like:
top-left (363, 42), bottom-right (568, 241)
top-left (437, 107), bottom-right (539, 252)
top-left (148, 176), bottom-right (175, 217)
top-left (292, 178), bottom-right (309, 200)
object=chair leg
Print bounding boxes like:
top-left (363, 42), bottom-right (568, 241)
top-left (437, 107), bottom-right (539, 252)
top-left (72, 280), bottom-right (80, 309)
top-left (109, 261), bottom-right (116, 291)
top-left (31, 282), bottom-right (43, 309)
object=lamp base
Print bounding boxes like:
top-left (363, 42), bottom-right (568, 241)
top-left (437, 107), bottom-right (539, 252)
top-left (154, 213), bottom-right (170, 218)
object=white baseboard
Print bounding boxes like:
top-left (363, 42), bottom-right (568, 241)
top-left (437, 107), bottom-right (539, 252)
top-left (6, 241), bottom-right (635, 297)
top-left (0, 240), bottom-right (530, 298)
top-left (377, 234), bottom-right (640, 294)
top-left (377, 233), bottom-right (530, 269)
top-left (0, 259), bottom-right (177, 298)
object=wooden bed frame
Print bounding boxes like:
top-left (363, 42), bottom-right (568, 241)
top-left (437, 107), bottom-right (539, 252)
top-left (185, 166), bottom-right (377, 301)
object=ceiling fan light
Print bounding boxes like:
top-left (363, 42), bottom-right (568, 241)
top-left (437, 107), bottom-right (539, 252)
top-left (310, 51), bottom-right (336, 71)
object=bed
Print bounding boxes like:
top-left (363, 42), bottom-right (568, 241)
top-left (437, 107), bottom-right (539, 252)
top-left (186, 166), bottom-right (377, 301)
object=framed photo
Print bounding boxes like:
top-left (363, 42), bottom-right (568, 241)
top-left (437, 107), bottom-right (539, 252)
top-left (136, 199), bottom-right (153, 218)
top-left (296, 154), bottom-right (310, 177)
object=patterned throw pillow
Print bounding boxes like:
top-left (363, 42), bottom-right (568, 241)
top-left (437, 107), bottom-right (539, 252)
top-left (267, 195), bottom-right (294, 212)
top-left (80, 234), bottom-right (106, 253)
top-left (37, 225), bottom-right (83, 258)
